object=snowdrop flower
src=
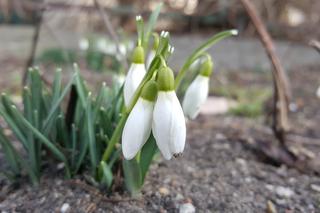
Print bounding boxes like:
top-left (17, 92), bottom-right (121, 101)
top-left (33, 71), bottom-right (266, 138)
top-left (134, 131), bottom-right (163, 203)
top-left (146, 34), bottom-right (159, 69)
top-left (123, 45), bottom-right (146, 107)
top-left (79, 38), bottom-right (89, 50)
top-left (152, 67), bottom-right (186, 160)
top-left (122, 81), bottom-right (158, 160)
top-left (317, 86), bottom-right (320, 98)
top-left (183, 57), bottom-right (213, 119)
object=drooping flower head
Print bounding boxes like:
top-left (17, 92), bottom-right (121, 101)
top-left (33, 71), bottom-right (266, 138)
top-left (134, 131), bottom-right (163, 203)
top-left (122, 81), bottom-right (158, 160)
top-left (152, 66), bottom-right (186, 160)
top-left (123, 45), bottom-right (146, 107)
top-left (183, 56), bottom-right (213, 119)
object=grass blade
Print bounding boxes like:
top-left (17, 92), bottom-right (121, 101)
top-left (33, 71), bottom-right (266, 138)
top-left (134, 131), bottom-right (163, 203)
top-left (140, 135), bottom-right (158, 182)
top-left (86, 93), bottom-right (98, 172)
top-left (122, 158), bottom-right (142, 196)
top-left (10, 105), bottom-right (70, 177)
top-left (144, 3), bottom-right (163, 50)
top-left (42, 72), bottom-right (76, 134)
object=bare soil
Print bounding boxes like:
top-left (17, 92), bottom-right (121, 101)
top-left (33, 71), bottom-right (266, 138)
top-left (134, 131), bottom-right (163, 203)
top-left (0, 64), bottom-right (319, 212)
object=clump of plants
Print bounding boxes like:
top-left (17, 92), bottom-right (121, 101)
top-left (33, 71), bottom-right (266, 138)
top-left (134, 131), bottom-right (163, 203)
top-left (0, 4), bottom-right (237, 195)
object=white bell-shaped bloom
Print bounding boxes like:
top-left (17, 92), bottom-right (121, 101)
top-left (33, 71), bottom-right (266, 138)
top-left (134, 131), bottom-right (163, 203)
top-left (183, 56), bottom-right (213, 119)
top-left (124, 64), bottom-right (146, 106)
top-left (122, 81), bottom-right (158, 160)
top-left (183, 75), bottom-right (209, 119)
top-left (152, 67), bottom-right (186, 160)
top-left (146, 50), bottom-right (156, 69)
top-left (122, 98), bottom-right (154, 160)
top-left (153, 91), bottom-right (186, 160)
top-left (123, 45), bottom-right (146, 107)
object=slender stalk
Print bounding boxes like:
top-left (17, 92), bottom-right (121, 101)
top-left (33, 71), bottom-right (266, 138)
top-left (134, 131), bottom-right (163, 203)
top-left (174, 30), bottom-right (237, 90)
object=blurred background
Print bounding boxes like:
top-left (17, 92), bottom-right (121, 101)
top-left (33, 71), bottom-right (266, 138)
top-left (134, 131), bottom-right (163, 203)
top-left (0, 1), bottom-right (320, 211)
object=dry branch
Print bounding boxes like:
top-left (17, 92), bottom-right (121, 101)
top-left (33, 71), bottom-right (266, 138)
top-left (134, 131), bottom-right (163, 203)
top-left (93, 0), bottom-right (128, 70)
top-left (22, 3), bottom-right (44, 85)
top-left (239, 0), bottom-right (291, 144)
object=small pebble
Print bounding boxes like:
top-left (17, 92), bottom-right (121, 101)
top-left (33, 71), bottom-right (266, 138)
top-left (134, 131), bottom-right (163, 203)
top-left (310, 184), bottom-right (320, 192)
top-left (275, 186), bottom-right (294, 198)
top-left (159, 187), bottom-right (170, 196)
top-left (60, 203), bottom-right (70, 213)
top-left (266, 200), bottom-right (277, 213)
top-left (179, 203), bottom-right (196, 213)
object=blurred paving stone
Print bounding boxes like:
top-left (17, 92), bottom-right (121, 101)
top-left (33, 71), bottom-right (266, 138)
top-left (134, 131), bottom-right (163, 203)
top-left (200, 96), bottom-right (237, 115)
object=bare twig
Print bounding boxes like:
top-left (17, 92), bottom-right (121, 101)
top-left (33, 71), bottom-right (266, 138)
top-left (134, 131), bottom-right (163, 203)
top-left (93, 0), bottom-right (128, 69)
top-left (22, 4), bottom-right (44, 85)
top-left (239, 0), bottom-right (291, 146)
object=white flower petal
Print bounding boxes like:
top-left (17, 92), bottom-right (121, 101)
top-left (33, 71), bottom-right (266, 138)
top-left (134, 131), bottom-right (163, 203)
top-left (124, 63), bottom-right (146, 107)
top-left (122, 98), bottom-right (154, 160)
top-left (146, 50), bottom-right (156, 69)
top-left (317, 86), bottom-right (320, 98)
top-left (182, 75), bottom-right (209, 119)
top-left (152, 91), bottom-right (186, 160)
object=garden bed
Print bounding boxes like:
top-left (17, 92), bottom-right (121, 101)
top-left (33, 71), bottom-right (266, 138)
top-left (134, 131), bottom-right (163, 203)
top-left (0, 66), bottom-right (319, 212)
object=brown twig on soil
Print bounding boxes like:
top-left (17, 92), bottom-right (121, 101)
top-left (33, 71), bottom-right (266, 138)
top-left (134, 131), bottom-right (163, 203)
top-left (239, 0), bottom-right (291, 146)
top-left (93, 0), bottom-right (128, 70)
top-left (22, 3), bottom-right (44, 86)
top-left (309, 40), bottom-right (320, 54)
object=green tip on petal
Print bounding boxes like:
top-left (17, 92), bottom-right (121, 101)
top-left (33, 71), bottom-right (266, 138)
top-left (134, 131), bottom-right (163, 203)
top-left (157, 67), bottom-right (175, 91)
top-left (132, 45), bottom-right (145, 64)
top-left (141, 80), bottom-right (158, 102)
top-left (200, 57), bottom-right (214, 77)
top-left (152, 33), bottom-right (160, 50)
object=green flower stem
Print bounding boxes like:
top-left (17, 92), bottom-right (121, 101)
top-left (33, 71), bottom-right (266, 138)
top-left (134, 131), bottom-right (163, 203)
top-left (102, 56), bottom-right (161, 162)
top-left (174, 29), bottom-right (237, 90)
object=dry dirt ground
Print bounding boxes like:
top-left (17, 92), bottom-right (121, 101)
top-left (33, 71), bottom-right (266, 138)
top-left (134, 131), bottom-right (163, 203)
top-left (0, 64), bottom-right (319, 212)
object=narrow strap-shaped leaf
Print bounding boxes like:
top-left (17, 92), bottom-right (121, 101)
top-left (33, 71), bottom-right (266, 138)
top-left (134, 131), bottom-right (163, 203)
top-left (0, 129), bottom-right (20, 174)
top-left (122, 158), bottom-right (142, 196)
top-left (86, 94), bottom-right (98, 172)
top-left (10, 105), bottom-right (70, 177)
top-left (42, 72), bottom-right (76, 134)
top-left (29, 68), bottom-right (42, 115)
top-left (74, 64), bottom-right (88, 108)
top-left (140, 135), bottom-right (158, 182)
top-left (175, 29), bottom-right (237, 89)
top-left (70, 123), bottom-right (77, 171)
top-left (51, 68), bottom-right (62, 105)
top-left (56, 114), bottom-right (69, 148)
top-left (1, 94), bottom-right (26, 138)
top-left (99, 161), bottom-right (113, 189)
top-left (143, 3), bottom-right (163, 50)
top-left (0, 104), bottom-right (28, 149)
